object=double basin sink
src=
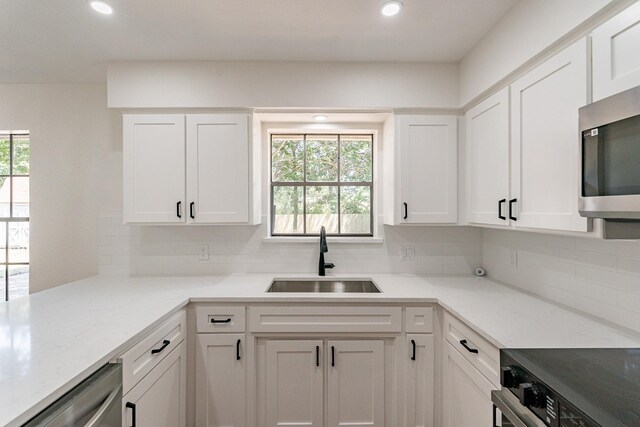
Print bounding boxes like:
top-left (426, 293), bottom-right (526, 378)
top-left (267, 278), bottom-right (381, 293)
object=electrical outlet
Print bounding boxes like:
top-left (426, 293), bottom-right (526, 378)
top-left (198, 245), bottom-right (209, 261)
top-left (400, 245), bottom-right (416, 262)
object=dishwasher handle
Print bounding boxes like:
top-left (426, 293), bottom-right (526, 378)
top-left (84, 385), bottom-right (122, 427)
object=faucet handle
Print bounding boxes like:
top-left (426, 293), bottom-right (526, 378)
top-left (325, 263), bottom-right (335, 269)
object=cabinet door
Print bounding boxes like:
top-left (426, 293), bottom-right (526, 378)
top-left (405, 335), bottom-right (434, 427)
top-left (265, 340), bottom-right (324, 427)
top-left (510, 38), bottom-right (589, 232)
top-left (465, 88), bottom-right (510, 226)
top-left (592, 2), bottom-right (640, 101)
top-left (327, 340), bottom-right (385, 427)
top-left (441, 341), bottom-right (497, 427)
top-left (397, 115), bottom-right (458, 224)
top-left (122, 341), bottom-right (186, 427)
top-left (196, 334), bottom-right (245, 427)
top-left (186, 114), bottom-right (249, 223)
top-left (123, 114), bottom-right (186, 223)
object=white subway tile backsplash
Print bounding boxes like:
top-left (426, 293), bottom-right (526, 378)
top-left (98, 216), bottom-right (483, 277)
top-left (483, 228), bottom-right (640, 333)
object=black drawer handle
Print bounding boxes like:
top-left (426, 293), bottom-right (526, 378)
top-left (151, 339), bottom-right (170, 355)
top-left (211, 318), bottom-right (232, 324)
top-left (331, 345), bottom-right (335, 367)
top-left (403, 202), bottom-right (408, 220)
top-left (316, 345), bottom-right (320, 367)
top-left (236, 339), bottom-right (241, 361)
top-left (190, 202), bottom-right (195, 219)
top-left (509, 198), bottom-right (518, 221)
top-left (411, 339), bottom-right (416, 361)
top-left (176, 201), bottom-right (182, 218)
top-left (460, 339), bottom-right (479, 354)
top-left (126, 402), bottom-right (136, 427)
top-left (498, 199), bottom-right (506, 220)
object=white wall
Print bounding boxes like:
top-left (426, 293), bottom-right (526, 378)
top-left (0, 84), bottom-right (115, 293)
top-left (107, 61), bottom-right (460, 109)
top-left (483, 228), bottom-right (640, 333)
top-left (459, 0), bottom-right (616, 106)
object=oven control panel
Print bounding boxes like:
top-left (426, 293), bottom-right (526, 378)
top-left (501, 354), bottom-right (598, 427)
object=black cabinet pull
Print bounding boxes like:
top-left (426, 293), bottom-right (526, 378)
top-left (210, 318), bottom-right (232, 324)
top-left (411, 339), bottom-right (416, 361)
top-left (460, 339), bottom-right (479, 354)
top-left (176, 201), bottom-right (182, 218)
top-left (331, 345), bottom-right (335, 367)
top-left (126, 402), bottom-right (136, 427)
top-left (190, 202), bottom-right (195, 219)
top-left (316, 345), bottom-right (320, 367)
top-left (403, 202), bottom-right (408, 220)
top-left (151, 339), bottom-right (170, 355)
top-left (509, 198), bottom-right (518, 221)
top-left (236, 339), bottom-right (241, 361)
top-left (498, 199), bottom-right (506, 220)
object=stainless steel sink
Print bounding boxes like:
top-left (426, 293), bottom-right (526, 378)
top-left (266, 278), bottom-right (381, 293)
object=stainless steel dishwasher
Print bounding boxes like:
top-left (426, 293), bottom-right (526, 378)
top-left (22, 363), bottom-right (122, 427)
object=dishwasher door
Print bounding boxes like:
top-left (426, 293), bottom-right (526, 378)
top-left (22, 363), bottom-right (122, 427)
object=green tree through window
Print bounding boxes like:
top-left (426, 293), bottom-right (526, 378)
top-left (271, 134), bottom-right (373, 236)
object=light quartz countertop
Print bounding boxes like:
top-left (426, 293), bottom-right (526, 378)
top-left (2, 273), bottom-right (640, 426)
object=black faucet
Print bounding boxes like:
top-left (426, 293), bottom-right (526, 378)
top-left (318, 226), bottom-right (335, 276)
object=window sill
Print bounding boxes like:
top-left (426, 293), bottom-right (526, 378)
top-left (262, 236), bottom-right (384, 244)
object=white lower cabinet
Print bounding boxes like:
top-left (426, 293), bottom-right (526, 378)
top-left (196, 334), bottom-right (246, 427)
top-left (327, 340), bottom-right (386, 427)
top-left (441, 341), bottom-right (498, 427)
top-left (405, 335), bottom-right (435, 427)
top-left (265, 340), bottom-right (324, 427)
top-left (257, 339), bottom-right (387, 427)
top-left (122, 341), bottom-right (187, 427)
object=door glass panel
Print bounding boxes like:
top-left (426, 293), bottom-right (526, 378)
top-left (12, 177), bottom-right (29, 217)
top-left (8, 265), bottom-right (28, 300)
top-left (8, 222), bottom-right (29, 263)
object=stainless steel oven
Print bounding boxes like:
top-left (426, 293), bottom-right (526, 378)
top-left (579, 85), bottom-right (640, 238)
top-left (492, 389), bottom-right (548, 427)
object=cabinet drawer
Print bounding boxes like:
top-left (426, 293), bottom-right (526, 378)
top-left (248, 306), bottom-right (402, 333)
top-left (196, 306), bottom-right (246, 333)
top-left (120, 310), bottom-right (186, 394)
top-left (443, 312), bottom-right (499, 387)
top-left (405, 307), bottom-right (434, 333)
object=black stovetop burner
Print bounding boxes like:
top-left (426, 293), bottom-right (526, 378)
top-left (503, 348), bottom-right (640, 427)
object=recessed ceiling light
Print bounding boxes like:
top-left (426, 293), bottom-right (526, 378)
top-left (313, 115), bottom-right (328, 121)
top-left (381, 0), bottom-right (403, 17)
top-left (90, 1), bottom-right (113, 15)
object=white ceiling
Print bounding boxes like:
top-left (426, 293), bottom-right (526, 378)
top-left (1, 0), bottom-right (518, 83)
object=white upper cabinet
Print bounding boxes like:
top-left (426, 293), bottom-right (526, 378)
top-left (387, 115), bottom-right (458, 225)
top-left (123, 114), bottom-right (186, 223)
top-left (465, 88), bottom-right (510, 227)
top-left (510, 38), bottom-right (590, 233)
top-left (186, 114), bottom-right (249, 223)
top-left (124, 113), bottom-right (256, 224)
top-left (592, 2), bottom-right (640, 101)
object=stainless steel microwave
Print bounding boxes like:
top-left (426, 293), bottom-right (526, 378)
top-left (579, 85), bottom-right (640, 239)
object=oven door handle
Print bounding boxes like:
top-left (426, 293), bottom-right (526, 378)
top-left (491, 389), bottom-right (546, 427)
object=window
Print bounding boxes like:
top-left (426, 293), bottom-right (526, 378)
top-left (0, 131), bottom-right (29, 301)
top-left (270, 133), bottom-right (373, 236)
